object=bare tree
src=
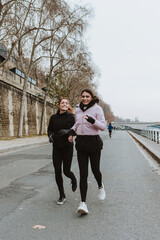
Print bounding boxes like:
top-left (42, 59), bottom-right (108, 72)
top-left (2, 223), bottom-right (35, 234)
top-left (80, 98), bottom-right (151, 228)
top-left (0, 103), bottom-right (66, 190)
top-left (0, 0), bottom-right (16, 27)
top-left (98, 98), bottom-right (114, 122)
top-left (14, 0), bottom-right (90, 136)
top-left (16, 0), bottom-right (55, 137)
top-left (39, 2), bottom-right (91, 134)
top-left (0, 0), bottom-right (36, 67)
top-left (0, 0), bottom-right (114, 137)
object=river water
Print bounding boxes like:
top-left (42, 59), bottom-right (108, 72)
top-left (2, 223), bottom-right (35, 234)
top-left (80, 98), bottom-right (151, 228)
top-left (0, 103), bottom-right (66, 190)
top-left (145, 125), bottom-right (160, 132)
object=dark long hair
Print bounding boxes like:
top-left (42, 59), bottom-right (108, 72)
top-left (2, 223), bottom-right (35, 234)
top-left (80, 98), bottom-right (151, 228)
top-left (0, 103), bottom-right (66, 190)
top-left (81, 89), bottom-right (99, 102)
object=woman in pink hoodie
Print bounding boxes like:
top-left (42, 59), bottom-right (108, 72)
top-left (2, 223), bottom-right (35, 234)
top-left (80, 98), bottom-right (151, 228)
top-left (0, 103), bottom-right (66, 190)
top-left (68, 89), bottom-right (106, 214)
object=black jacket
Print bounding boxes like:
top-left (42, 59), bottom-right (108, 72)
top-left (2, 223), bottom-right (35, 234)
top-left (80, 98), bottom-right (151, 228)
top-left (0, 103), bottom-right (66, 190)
top-left (48, 110), bottom-right (75, 148)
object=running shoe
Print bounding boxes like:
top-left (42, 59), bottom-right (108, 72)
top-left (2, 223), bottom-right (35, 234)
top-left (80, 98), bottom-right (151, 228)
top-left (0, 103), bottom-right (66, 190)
top-left (77, 202), bottom-right (89, 214)
top-left (57, 196), bottom-right (66, 205)
top-left (98, 183), bottom-right (106, 200)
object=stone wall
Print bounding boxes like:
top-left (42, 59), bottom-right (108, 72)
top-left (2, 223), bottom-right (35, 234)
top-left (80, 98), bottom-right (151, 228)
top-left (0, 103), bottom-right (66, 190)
top-left (0, 68), bottom-right (55, 138)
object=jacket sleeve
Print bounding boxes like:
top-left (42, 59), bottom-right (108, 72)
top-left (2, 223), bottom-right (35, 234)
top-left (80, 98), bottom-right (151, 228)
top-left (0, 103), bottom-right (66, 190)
top-left (69, 114), bottom-right (75, 128)
top-left (70, 111), bottom-right (78, 133)
top-left (93, 107), bottom-right (106, 131)
top-left (47, 116), bottom-right (53, 137)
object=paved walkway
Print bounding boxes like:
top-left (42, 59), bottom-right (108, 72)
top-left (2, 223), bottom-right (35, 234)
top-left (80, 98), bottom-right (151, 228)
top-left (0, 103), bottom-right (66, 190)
top-left (1, 131), bottom-right (160, 240)
top-left (0, 136), bottom-right (49, 153)
top-left (0, 131), bottom-right (160, 163)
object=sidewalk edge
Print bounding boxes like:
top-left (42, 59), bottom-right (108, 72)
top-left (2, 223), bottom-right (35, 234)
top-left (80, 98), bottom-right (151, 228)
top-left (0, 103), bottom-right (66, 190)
top-left (0, 140), bottom-right (49, 154)
top-left (128, 131), bottom-right (160, 164)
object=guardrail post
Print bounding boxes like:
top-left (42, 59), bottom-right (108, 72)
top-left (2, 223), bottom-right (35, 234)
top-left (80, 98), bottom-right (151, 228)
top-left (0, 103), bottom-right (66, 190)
top-left (151, 131), bottom-right (154, 141)
top-left (157, 132), bottom-right (159, 144)
top-left (149, 131), bottom-right (151, 140)
top-left (130, 128), bottom-right (159, 144)
top-left (154, 131), bottom-right (156, 142)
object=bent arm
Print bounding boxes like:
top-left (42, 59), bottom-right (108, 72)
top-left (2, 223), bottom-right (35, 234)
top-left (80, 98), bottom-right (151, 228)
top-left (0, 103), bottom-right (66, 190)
top-left (47, 116), bottom-right (53, 137)
top-left (93, 107), bottom-right (106, 131)
top-left (70, 111), bottom-right (78, 133)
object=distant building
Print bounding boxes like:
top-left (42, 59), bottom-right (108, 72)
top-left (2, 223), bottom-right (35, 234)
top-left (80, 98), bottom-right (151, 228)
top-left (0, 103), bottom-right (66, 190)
top-left (135, 117), bottom-right (139, 122)
top-left (0, 44), bottom-right (54, 138)
top-left (126, 119), bottom-right (131, 123)
top-left (0, 43), bottom-right (14, 64)
top-left (10, 67), bottom-right (36, 85)
top-left (0, 43), bottom-right (36, 86)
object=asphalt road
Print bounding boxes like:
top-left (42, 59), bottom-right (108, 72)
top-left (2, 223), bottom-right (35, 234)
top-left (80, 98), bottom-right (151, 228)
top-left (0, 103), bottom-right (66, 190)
top-left (0, 131), bottom-right (160, 240)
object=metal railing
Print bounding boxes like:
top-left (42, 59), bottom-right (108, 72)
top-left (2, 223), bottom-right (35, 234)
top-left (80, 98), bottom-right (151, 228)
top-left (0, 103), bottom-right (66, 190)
top-left (129, 128), bottom-right (159, 144)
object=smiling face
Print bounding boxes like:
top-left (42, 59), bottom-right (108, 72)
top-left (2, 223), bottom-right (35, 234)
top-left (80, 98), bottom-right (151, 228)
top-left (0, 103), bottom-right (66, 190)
top-left (81, 91), bottom-right (93, 105)
top-left (58, 98), bottom-right (70, 112)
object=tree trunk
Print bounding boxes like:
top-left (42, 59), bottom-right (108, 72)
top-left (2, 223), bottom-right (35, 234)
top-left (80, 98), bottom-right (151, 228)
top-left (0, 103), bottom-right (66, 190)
top-left (17, 76), bottom-right (28, 137)
top-left (39, 91), bottom-right (47, 135)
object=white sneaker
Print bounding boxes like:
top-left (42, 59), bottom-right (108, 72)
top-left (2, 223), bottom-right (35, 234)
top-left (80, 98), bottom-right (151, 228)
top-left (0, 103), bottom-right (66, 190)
top-left (98, 183), bottom-right (106, 200)
top-left (77, 202), bottom-right (89, 214)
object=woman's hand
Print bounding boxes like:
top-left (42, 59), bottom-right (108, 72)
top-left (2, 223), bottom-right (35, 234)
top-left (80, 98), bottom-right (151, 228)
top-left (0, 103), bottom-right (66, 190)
top-left (84, 115), bottom-right (95, 124)
top-left (68, 136), bottom-right (73, 142)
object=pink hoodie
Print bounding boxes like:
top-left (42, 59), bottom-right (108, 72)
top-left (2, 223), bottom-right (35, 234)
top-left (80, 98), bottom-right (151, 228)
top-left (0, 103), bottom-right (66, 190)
top-left (72, 103), bottom-right (106, 135)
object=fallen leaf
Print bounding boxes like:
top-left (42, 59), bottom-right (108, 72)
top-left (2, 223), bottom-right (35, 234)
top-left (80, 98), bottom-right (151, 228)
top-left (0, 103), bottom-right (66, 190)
top-left (32, 225), bottom-right (46, 229)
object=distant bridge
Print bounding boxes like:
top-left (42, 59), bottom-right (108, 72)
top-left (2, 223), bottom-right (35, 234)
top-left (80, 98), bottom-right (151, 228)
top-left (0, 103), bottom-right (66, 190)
top-left (113, 122), bottom-right (159, 130)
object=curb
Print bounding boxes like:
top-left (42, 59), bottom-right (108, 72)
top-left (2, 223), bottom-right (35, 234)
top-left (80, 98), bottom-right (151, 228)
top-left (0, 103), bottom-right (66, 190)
top-left (128, 131), bottom-right (160, 164)
top-left (0, 140), bottom-right (49, 154)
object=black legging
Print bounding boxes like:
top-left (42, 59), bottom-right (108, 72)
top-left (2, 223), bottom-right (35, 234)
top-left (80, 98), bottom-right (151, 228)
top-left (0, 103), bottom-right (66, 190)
top-left (52, 146), bottom-right (76, 197)
top-left (77, 150), bottom-right (102, 202)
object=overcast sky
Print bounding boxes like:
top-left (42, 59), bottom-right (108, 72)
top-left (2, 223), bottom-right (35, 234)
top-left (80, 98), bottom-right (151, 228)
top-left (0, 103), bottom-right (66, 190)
top-left (74, 0), bottom-right (160, 122)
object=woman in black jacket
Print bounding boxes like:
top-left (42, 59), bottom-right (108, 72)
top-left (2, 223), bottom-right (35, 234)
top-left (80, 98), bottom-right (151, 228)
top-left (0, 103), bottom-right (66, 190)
top-left (48, 97), bottom-right (77, 205)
